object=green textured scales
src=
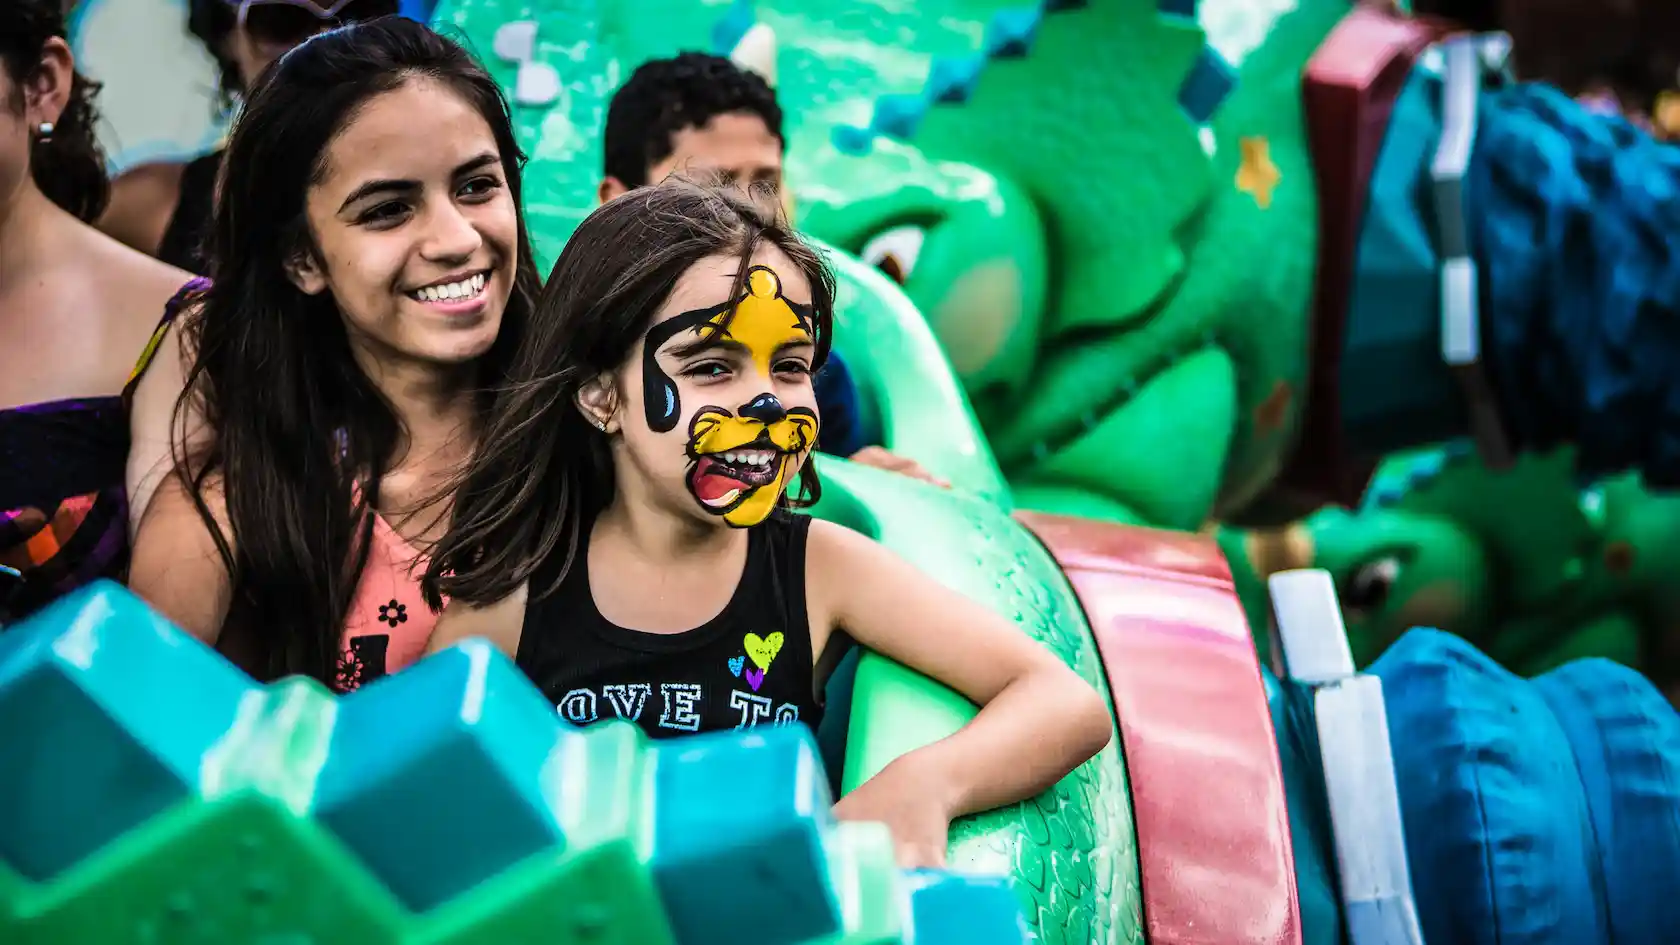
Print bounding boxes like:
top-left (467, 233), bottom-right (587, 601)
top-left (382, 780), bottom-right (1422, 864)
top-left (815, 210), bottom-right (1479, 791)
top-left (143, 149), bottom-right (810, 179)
top-left (817, 460), bottom-right (1140, 945)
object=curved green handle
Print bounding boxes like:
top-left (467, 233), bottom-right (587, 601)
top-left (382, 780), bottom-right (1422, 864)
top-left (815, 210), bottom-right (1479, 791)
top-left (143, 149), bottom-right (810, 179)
top-left (808, 457), bottom-right (1142, 944)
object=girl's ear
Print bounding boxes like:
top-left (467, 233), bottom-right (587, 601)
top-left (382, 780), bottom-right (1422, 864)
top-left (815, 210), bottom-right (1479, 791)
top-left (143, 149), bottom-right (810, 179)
top-left (284, 248), bottom-right (329, 296)
top-left (22, 38), bottom-right (73, 130)
top-left (575, 373), bottom-right (622, 434)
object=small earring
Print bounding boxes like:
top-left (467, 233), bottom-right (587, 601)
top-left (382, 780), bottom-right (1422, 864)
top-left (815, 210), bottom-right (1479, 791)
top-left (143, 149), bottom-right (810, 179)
top-left (34, 122), bottom-right (53, 144)
top-left (594, 418), bottom-right (608, 432)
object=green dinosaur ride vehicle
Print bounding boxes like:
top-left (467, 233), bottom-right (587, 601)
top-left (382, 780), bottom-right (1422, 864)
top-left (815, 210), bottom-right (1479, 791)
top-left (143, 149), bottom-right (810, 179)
top-left (6, 5), bottom-right (1676, 945)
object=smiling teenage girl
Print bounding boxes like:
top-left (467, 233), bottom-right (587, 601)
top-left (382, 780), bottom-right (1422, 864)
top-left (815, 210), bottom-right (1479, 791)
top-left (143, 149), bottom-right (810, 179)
top-left (422, 179), bottom-right (1111, 867)
top-left (125, 18), bottom-right (541, 688)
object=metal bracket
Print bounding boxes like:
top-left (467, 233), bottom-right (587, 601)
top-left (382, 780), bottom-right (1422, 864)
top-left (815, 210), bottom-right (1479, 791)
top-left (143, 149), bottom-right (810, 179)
top-left (1431, 35), bottom-right (1513, 470)
top-left (1271, 570), bottom-right (1425, 945)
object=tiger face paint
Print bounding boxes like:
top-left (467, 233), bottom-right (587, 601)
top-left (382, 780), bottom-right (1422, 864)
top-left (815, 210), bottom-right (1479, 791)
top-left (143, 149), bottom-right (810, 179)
top-left (642, 266), bottom-right (820, 527)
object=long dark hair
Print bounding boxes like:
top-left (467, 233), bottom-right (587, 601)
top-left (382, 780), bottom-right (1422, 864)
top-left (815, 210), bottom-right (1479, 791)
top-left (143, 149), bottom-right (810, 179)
top-left (424, 178), bottom-right (836, 609)
top-left (0, 0), bottom-right (109, 222)
top-left (174, 16), bottom-right (542, 685)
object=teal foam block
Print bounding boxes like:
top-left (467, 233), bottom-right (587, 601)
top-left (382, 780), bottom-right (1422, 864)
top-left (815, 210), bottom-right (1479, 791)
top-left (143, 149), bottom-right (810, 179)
top-left (904, 870), bottom-right (1033, 943)
top-left (313, 640), bottom-right (570, 911)
top-left (650, 725), bottom-right (839, 945)
top-left (0, 581), bottom-right (253, 880)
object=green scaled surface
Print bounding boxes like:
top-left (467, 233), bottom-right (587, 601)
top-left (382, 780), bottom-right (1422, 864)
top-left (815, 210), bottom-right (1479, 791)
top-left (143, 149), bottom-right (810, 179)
top-left (811, 459), bottom-right (1141, 945)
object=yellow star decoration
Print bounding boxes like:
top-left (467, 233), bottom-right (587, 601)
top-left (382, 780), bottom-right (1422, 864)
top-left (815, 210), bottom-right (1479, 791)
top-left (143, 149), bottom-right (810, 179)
top-left (1236, 136), bottom-right (1281, 210)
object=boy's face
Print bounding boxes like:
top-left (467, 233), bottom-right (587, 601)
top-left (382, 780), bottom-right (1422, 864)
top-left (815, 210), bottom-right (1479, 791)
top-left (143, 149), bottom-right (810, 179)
top-left (600, 111), bottom-right (783, 203)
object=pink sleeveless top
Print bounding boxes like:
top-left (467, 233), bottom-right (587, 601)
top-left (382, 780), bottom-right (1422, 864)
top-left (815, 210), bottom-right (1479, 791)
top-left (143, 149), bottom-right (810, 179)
top-left (334, 512), bottom-right (440, 691)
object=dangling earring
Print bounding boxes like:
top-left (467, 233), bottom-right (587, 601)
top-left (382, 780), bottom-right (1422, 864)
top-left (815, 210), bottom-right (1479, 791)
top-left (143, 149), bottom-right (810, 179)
top-left (34, 122), bottom-right (54, 144)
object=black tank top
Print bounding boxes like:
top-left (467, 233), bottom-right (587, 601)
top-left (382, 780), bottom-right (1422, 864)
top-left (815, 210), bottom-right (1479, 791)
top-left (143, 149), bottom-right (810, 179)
top-left (517, 509), bottom-right (825, 740)
top-left (157, 149), bottom-right (222, 275)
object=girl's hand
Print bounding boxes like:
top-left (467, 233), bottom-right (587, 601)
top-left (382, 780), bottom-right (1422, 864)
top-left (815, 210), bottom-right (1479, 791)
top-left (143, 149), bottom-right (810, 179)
top-left (847, 446), bottom-right (950, 489)
top-left (832, 757), bottom-right (954, 868)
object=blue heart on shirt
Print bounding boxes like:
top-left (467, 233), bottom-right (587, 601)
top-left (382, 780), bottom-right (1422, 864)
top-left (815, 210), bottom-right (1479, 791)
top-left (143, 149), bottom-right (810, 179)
top-left (728, 656), bottom-right (745, 677)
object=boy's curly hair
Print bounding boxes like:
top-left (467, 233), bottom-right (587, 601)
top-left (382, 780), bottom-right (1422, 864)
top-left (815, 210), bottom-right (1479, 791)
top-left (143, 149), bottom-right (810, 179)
top-left (602, 51), bottom-right (784, 187)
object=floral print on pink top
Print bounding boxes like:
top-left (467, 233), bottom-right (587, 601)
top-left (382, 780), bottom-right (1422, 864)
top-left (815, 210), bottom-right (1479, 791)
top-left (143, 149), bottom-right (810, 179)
top-left (334, 512), bottom-right (440, 691)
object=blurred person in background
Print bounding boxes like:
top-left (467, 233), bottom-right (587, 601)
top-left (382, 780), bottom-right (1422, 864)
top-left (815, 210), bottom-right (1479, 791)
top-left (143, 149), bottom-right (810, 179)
top-left (0, 0), bottom-right (196, 622)
top-left (97, 0), bottom-right (398, 272)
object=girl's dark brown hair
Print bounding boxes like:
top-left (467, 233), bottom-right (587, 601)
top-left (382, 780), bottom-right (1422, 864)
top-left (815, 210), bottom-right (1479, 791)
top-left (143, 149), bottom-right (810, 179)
top-left (423, 176), bottom-right (836, 609)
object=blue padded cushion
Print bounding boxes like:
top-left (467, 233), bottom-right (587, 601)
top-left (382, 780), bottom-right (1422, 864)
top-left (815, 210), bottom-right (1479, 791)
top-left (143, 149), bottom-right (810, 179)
top-left (1370, 629), bottom-right (1609, 945)
top-left (1532, 659), bottom-right (1680, 943)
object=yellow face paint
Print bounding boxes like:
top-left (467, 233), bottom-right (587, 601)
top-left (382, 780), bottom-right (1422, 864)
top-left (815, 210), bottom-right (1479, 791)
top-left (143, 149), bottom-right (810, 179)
top-left (643, 266), bottom-right (820, 527)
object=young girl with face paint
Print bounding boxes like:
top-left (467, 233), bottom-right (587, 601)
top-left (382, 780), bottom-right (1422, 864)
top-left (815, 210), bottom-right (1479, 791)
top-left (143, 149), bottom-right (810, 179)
top-left (423, 179), bottom-right (1113, 868)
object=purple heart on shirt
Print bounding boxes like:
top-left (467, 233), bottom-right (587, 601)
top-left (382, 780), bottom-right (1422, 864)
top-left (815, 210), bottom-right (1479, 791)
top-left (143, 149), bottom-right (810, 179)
top-left (745, 667), bottom-right (765, 692)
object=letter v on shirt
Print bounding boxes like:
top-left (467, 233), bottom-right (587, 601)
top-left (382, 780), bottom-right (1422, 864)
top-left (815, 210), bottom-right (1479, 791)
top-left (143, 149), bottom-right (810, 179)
top-left (516, 510), bottom-right (825, 739)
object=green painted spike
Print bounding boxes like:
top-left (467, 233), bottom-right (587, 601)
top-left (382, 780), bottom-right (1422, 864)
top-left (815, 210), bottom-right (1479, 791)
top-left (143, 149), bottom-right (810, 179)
top-left (983, 8), bottom-right (1045, 59)
top-left (709, 0), bottom-right (754, 56)
top-left (925, 55), bottom-right (985, 104)
top-left (871, 94), bottom-right (929, 141)
top-left (17, 679), bottom-right (397, 945)
top-left (832, 125), bottom-right (878, 156)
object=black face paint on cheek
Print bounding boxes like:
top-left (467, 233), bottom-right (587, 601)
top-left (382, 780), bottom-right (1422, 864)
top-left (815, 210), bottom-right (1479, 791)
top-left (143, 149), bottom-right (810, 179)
top-left (640, 266), bottom-right (823, 434)
top-left (639, 302), bottom-right (733, 434)
top-left (786, 406), bottom-right (819, 451)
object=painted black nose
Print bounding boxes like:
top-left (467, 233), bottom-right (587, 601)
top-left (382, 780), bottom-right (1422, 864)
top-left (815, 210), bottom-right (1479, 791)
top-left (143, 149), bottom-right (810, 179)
top-left (739, 393), bottom-right (787, 424)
